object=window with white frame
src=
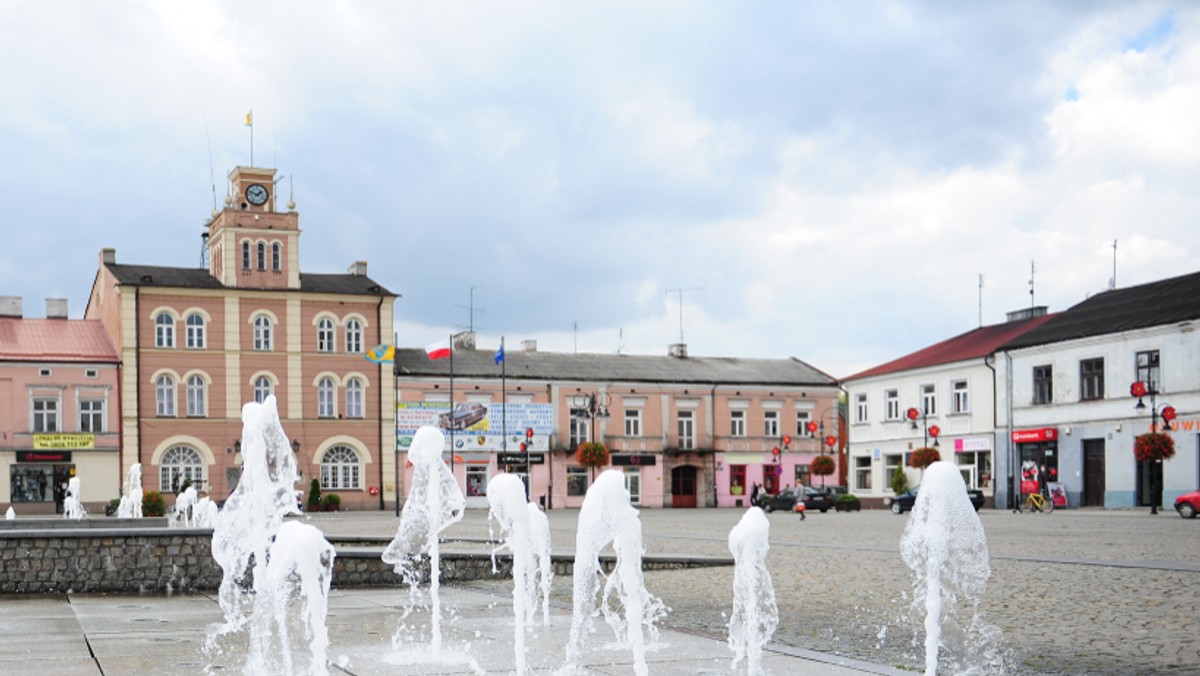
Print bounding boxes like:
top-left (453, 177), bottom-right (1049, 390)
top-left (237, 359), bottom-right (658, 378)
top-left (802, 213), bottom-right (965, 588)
top-left (569, 416), bottom-right (590, 449)
top-left (797, 411), bottom-right (812, 437)
top-left (764, 410), bottom-right (779, 437)
top-left (320, 445), bottom-right (361, 489)
top-left (921, 384), bottom-right (937, 416)
top-left (854, 456), bottom-right (872, 490)
top-left (885, 454), bottom-right (903, 490)
top-left (345, 378), bottom-right (364, 418)
top-left (160, 446), bottom-right (204, 493)
top-left (885, 389), bottom-right (900, 420)
top-left (253, 376), bottom-right (272, 403)
top-left (185, 314), bottom-right (206, 349)
top-left (566, 466), bottom-right (589, 496)
top-left (33, 397), bottom-right (59, 432)
top-left (1136, 350), bottom-right (1160, 392)
top-left (730, 410), bottom-right (746, 437)
top-left (156, 375), bottom-right (176, 417)
top-left (155, 313), bottom-right (175, 348)
top-left (854, 393), bottom-right (868, 424)
top-left (677, 410), bottom-right (695, 449)
top-left (253, 315), bottom-right (273, 351)
top-left (624, 408), bottom-right (641, 436)
top-left (79, 397), bottom-right (104, 433)
top-left (317, 318), bottom-right (335, 353)
top-left (186, 375), bottom-right (206, 417)
top-left (318, 377), bottom-right (336, 418)
top-left (241, 241), bottom-right (252, 270)
top-left (345, 319), bottom-right (363, 354)
top-left (952, 380), bottom-right (969, 414)
top-left (271, 242), bottom-right (282, 271)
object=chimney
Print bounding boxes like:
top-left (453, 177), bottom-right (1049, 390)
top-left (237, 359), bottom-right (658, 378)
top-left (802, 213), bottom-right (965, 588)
top-left (669, 343), bottom-right (688, 358)
top-left (521, 339), bottom-right (538, 352)
top-left (100, 248), bottom-right (116, 266)
top-left (347, 261), bottom-right (368, 276)
top-left (0, 296), bottom-right (22, 318)
top-left (45, 298), bottom-right (68, 319)
top-left (1006, 306), bottom-right (1048, 322)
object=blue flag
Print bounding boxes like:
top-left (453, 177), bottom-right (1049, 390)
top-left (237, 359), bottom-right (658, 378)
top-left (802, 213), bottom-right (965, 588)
top-left (494, 343), bottom-right (505, 365)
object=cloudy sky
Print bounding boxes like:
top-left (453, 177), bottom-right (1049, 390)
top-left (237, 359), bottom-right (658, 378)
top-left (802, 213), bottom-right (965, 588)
top-left (2, 2), bottom-right (1196, 378)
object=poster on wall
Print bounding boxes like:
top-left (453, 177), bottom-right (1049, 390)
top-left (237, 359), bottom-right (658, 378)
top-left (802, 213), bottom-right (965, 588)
top-left (1048, 482), bottom-right (1067, 507)
top-left (396, 401), bottom-right (554, 451)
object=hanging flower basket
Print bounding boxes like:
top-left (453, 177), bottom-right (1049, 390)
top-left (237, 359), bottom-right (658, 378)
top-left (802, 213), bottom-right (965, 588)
top-left (575, 441), bottom-right (610, 468)
top-left (909, 447), bottom-right (941, 470)
top-left (1134, 432), bottom-right (1175, 463)
top-left (810, 454), bottom-right (836, 477)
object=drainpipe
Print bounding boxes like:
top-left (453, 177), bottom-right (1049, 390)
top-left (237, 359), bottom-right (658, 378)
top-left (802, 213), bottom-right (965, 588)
top-left (985, 354), bottom-right (997, 506)
top-left (376, 295), bottom-right (385, 511)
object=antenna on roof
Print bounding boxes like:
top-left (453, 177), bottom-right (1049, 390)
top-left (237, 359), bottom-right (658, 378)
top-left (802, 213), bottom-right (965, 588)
top-left (205, 116), bottom-right (217, 213)
top-left (665, 287), bottom-right (704, 343)
top-left (978, 273), bottom-right (984, 327)
top-left (616, 327), bottom-right (625, 354)
top-left (455, 285), bottom-right (484, 333)
top-left (1110, 239), bottom-right (1118, 290)
top-left (1028, 260), bottom-right (1036, 309)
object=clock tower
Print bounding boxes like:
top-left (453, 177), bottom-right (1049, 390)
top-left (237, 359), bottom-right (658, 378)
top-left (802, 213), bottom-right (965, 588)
top-left (205, 166), bottom-right (300, 290)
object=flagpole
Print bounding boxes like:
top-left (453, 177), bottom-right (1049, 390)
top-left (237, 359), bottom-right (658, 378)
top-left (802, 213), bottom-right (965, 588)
top-left (448, 333), bottom-right (455, 477)
top-left (501, 336), bottom-right (507, 455)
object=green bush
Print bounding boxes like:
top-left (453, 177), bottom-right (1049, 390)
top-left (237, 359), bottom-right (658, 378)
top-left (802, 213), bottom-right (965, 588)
top-left (322, 493), bottom-right (341, 511)
top-left (142, 490), bottom-right (166, 517)
top-left (307, 478), bottom-right (322, 508)
top-left (835, 492), bottom-right (860, 504)
top-left (891, 467), bottom-right (910, 494)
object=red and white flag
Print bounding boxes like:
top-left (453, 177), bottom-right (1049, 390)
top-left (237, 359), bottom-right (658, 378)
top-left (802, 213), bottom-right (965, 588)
top-left (425, 339), bottom-right (451, 360)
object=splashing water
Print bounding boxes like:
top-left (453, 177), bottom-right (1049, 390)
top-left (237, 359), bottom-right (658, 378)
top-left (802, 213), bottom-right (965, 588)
top-left (173, 485), bottom-right (198, 527)
top-left (117, 463), bottom-right (143, 518)
top-left (486, 473), bottom-right (538, 675)
top-left (63, 476), bottom-right (86, 520)
top-left (526, 500), bottom-right (553, 627)
top-left (727, 507), bottom-right (778, 675)
top-left (5, 506), bottom-right (13, 520)
top-left (565, 469), bottom-right (666, 676)
top-left (192, 496), bottom-right (220, 528)
top-left (382, 425), bottom-right (465, 655)
top-left (899, 461), bottom-right (1001, 675)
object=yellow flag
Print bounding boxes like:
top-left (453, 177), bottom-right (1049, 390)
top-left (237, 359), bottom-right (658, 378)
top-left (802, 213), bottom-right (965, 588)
top-left (245, 110), bottom-right (253, 127)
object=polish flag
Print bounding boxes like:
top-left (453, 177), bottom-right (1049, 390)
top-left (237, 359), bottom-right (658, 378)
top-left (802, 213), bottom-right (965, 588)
top-left (425, 339), bottom-right (452, 360)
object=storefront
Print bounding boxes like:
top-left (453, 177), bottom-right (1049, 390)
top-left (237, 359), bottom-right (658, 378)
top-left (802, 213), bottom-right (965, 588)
top-left (1011, 427), bottom-right (1062, 506)
top-left (9, 451), bottom-right (74, 513)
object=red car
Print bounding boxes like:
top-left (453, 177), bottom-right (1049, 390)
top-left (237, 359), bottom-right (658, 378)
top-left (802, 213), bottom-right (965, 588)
top-left (1174, 489), bottom-right (1200, 519)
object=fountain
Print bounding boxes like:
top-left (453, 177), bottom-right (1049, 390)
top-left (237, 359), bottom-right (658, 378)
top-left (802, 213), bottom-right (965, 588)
top-left (116, 463), bottom-right (143, 518)
top-left (565, 468), bottom-right (666, 676)
top-left (173, 484), bottom-right (198, 526)
top-left (727, 507), bottom-right (778, 676)
top-left (526, 500), bottom-right (553, 627)
top-left (192, 496), bottom-right (219, 528)
top-left (63, 476), bottom-right (86, 520)
top-left (900, 460), bottom-right (1001, 675)
top-left (5, 506), bottom-right (13, 520)
top-left (382, 425), bottom-right (466, 658)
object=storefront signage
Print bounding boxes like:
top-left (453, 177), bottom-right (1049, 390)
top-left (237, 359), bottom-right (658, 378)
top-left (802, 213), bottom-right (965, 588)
top-left (17, 451), bottom-right (73, 462)
top-left (396, 401), bottom-right (554, 451)
top-left (954, 436), bottom-right (992, 453)
top-left (496, 453), bottom-right (545, 465)
top-left (1011, 428), bottom-right (1057, 443)
top-left (33, 434), bottom-right (94, 450)
top-left (611, 454), bottom-right (657, 466)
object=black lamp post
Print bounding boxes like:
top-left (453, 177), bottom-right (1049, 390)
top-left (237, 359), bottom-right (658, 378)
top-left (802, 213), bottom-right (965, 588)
top-left (1131, 380), bottom-right (1176, 514)
top-left (570, 393), bottom-right (611, 483)
top-left (907, 407), bottom-right (940, 448)
top-left (518, 427), bottom-right (535, 500)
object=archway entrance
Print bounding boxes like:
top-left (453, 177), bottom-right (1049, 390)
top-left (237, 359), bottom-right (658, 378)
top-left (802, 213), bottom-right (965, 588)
top-left (671, 465), bottom-right (697, 508)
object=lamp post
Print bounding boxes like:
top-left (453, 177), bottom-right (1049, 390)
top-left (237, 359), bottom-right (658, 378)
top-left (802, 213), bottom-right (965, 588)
top-left (805, 413), bottom-right (840, 487)
top-left (570, 392), bottom-right (611, 481)
top-left (1131, 380), bottom-right (1176, 514)
top-left (907, 407), bottom-right (940, 449)
top-left (518, 427), bottom-right (534, 500)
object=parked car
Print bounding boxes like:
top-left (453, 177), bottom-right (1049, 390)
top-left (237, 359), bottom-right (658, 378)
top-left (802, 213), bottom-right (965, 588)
top-left (802, 487), bottom-right (835, 513)
top-left (887, 485), bottom-right (985, 514)
top-left (760, 487), bottom-right (823, 515)
top-left (1175, 489), bottom-right (1200, 518)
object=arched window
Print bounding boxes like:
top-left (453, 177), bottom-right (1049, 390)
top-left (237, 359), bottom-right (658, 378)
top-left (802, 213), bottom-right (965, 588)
top-left (253, 376), bottom-right (272, 404)
top-left (155, 374), bottom-right (176, 417)
top-left (185, 314), bottom-right (206, 349)
top-left (186, 375), bottom-right (206, 417)
top-left (155, 313), bottom-right (175, 348)
top-left (271, 242), bottom-right (282, 271)
top-left (253, 315), bottom-right (273, 351)
top-left (318, 377), bottom-right (336, 418)
top-left (242, 241), bottom-right (252, 270)
top-left (317, 318), bottom-right (335, 353)
top-left (345, 318), bottom-right (363, 354)
top-left (320, 445), bottom-right (360, 490)
top-left (346, 377), bottom-right (364, 418)
top-left (160, 446), bottom-right (204, 493)
top-left (256, 241), bottom-right (266, 270)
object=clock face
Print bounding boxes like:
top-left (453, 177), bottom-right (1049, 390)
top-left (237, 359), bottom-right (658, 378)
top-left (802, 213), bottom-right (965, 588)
top-left (246, 183), bottom-right (269, 206)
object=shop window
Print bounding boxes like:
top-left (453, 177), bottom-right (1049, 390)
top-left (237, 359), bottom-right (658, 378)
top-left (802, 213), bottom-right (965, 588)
top-left (885, 454), bottom-right (903, 490)
top-left (320, 445), bottom-right (361, 490)
top-left (466, 466), bottom-right (488, 497)
top-left (730, 465), bottom-right (747, 496)
top-left (1080, 358), bottom-right (1105, 401)
top-left (854, 456), bottom-right (872, 490)
top-left (566, 467), bottom-right (589, 496)
top-left (9, 466), bottom-right (53, 503)
top-left (1033, 365), bottom-right (1053, 405)
top-left (794, 464), bottom-right (811, 486)
top-left (160, 446), bottom-right (204, 493)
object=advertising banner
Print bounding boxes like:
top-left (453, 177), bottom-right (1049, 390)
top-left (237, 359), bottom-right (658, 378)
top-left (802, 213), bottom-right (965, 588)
top-left (396, 401), bottom-right (554, 452)
top-left (33, 434), bottom-right (94, 450)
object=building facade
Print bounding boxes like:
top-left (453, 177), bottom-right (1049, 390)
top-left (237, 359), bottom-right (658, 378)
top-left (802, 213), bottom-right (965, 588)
top-left (392, 337), bottom-right (841, 509)
top-left (0, 297), bottom-right (121, 514)
top-left (85, 165), bottom-right (398, 511)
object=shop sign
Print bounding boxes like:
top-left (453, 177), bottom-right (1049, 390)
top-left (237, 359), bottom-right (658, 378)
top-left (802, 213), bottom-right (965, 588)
top-left (17, 451), bottom-right (73, 462)
top-left (954, 436), bottom-right (992, 453)
top-left (1011, 428), bottom-right (1057, 443)
top-left (611, 454), bottom-right (657, 467)
top-left (496, 453), bottom-right (545, 465)
top-left (33, 434), bottom-right (94, 450)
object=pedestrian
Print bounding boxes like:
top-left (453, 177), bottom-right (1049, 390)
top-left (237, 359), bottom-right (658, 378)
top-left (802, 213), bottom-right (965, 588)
top-left (750, 482), bottom-right (761, 508)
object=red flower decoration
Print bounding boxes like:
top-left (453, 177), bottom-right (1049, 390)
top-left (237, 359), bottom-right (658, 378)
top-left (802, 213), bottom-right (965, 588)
top-left (810, 455), bottom-right (836, 476)
top-left (928, 425), bottom-right (941, 438)
top-left (575, 441), bottom-right (610, 468)
top-left (1134, 432), bottom-right (1175, 462)
top-left (907, 407), bottom-right (920, 420)
top-left (1130, 381), bottom-right (1147, 398)
top-left (909, 447), bottom-right (941, 469)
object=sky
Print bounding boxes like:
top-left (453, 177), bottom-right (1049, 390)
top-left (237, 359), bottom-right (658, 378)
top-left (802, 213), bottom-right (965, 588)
top-left (2, 2), bottom-right (1197, 379)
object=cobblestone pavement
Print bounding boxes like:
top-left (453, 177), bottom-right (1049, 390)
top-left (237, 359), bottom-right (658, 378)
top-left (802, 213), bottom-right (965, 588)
top-left (307, 505), bottom-right (1200, 674)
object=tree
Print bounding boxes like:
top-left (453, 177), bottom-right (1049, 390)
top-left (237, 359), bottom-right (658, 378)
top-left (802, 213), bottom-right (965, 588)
top-left (890, 465), bottom-right (910, 494)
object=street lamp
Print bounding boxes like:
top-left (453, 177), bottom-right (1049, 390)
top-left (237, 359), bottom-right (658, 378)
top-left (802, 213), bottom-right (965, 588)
top-left (1131, 380), bottom-right (1176, 514)
top-left (518, 427), bottom-right (535, 500)
top-left (570, 392), bottom-right (611, 446)
top-left (907, 407), bottom-right (940, 448)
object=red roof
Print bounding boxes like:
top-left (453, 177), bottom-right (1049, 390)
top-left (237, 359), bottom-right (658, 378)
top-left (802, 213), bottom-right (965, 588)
top-left (843, 314), bottom-right (1057, 381)
top-left (0, 318), bottom-right (119, 363)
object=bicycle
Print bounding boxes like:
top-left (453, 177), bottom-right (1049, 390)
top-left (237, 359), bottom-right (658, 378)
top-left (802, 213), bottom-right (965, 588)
top-left (1018, 489), bottom-right (1054, 513)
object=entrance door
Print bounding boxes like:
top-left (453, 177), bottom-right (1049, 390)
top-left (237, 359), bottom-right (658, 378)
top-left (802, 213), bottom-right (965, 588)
top-left (1082, 439), bottom-right (1105, 507)
top-left (763, 465), bottom-right (779, 495)
top-left (624, 468), bottom-right (641, 506)
top-left (671, 466), bottom-right (697, 508)
top-left (1136, 459), bottom-right (1163, 508)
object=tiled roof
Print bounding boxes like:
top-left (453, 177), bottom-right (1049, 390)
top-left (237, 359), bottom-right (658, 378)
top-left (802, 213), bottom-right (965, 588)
top-left (0, 318), bottom-right (119, 363)
top-left (393, 348), bottom-right (838, 387)
top-left (1000, 270), bottom-right (1200, 351)
top-left (843, 313), bottom-right (1056, 381)
top-left (104, 263), bottom-right (396, 296)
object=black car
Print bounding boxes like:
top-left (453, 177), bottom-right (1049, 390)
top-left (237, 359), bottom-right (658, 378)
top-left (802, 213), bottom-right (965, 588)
top-left (761, 486), bottom-right (833, 514)
top-left (887, 485), bottom-right (985, 514)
